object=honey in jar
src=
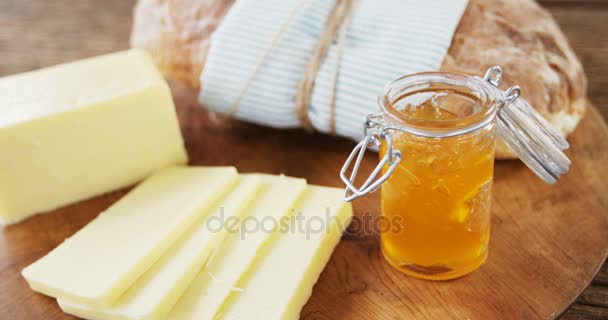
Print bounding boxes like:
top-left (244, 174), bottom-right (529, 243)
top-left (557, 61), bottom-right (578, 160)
top-left (341, 67), bottom-right (570, 280)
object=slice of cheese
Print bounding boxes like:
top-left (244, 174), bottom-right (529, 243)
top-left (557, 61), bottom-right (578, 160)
top-left (216, 185), bottom-right (352, 320)
top-left (167, 174), bottom-right (307, 320)
top-left (0, 49), bottom-right (187, 224)
top-left (22, 166), bottom-right (238, 307)
top-left (57, 175), bottom-right (263, 320)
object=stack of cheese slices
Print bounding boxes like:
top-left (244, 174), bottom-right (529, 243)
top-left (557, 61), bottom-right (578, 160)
top-left (1, 48), bottom-right (352, 319)
top-left (23, 166), bottom-right (353, 319)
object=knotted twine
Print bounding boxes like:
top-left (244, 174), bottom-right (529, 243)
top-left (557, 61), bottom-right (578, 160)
top-left (226, 0), bottom-right (358, 134)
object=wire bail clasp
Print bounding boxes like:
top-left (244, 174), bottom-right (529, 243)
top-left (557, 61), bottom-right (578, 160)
top-left (482, 66), bottom-right (521, 108)
top-left (340, 114), bottom-right (402, 202)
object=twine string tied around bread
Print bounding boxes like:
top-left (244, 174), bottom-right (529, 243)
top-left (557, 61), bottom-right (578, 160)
top-left (227, 0), bottom-right (357, 134)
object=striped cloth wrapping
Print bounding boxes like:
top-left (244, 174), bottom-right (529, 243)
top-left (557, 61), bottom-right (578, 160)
top-left (199, 0), bottom-right (469, 142)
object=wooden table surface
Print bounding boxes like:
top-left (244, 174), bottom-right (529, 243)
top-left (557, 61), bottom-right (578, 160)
top-left (0, 0), bottom-right (606, 319)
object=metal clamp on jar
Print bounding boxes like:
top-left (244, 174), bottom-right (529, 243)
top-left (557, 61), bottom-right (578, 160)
top-left (340, 66), bottom-right (570, 280)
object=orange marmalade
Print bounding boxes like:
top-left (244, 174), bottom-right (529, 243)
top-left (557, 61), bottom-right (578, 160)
top-left (342, 68), bottom-right (570, 280)
top-left (379, 82), bottom-right (498, 280)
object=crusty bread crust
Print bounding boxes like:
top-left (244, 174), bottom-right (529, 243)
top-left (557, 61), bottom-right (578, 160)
top-left (441, 0), bottom-right (586, 158)
top-left (130, 0), bottom-right (587, 159)
top-left (130, 0), bottom-right (234, 89)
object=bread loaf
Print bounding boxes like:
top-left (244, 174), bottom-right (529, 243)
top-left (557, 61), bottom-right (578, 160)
top-left (130, 0), bottom-right (234, 88)
top-left (130, 0), bottom-right (586, 159)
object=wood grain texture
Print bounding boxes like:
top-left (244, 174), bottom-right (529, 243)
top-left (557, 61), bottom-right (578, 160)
top-left (0, 0), bottom-right (607, 319)
top-left (543, 4), bottom-right (608, 319)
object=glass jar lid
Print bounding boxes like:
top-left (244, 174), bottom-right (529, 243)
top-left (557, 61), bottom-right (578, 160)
top-left (482, 66), bottom-right (570, 184)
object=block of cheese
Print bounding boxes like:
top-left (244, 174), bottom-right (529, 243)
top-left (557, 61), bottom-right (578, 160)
top-left (57, 175), bottom-right (262, 320)
top-left (0, 49), bottom-right (187, 224)
top-left (167, 174), bottom-right (307, 320)
top-left (22, 166), bottom-right (238, 307)
top-left (213, 185), bottom-right (352, 320)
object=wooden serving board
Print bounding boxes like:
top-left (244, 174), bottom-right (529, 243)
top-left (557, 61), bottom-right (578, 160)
top-left (1, 82), bottom-right (607, 319)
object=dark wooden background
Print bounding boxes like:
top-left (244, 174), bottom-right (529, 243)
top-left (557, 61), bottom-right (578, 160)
top-left (0, 0), bottom-right (606, 319)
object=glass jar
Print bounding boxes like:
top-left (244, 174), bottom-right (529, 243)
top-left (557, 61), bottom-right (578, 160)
top-left (341, 67), bottom-right (570, 280)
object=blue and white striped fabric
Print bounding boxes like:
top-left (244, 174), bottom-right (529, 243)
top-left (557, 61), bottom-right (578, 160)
top-left (200, 0), bottom-right (469, 142)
